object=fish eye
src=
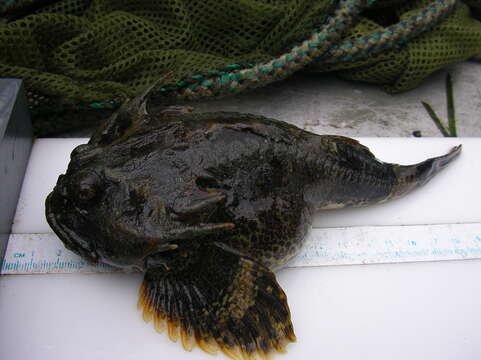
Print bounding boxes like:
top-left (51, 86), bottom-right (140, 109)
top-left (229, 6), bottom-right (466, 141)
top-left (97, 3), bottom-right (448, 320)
top-left (72, 172), bottom-right (102, 202)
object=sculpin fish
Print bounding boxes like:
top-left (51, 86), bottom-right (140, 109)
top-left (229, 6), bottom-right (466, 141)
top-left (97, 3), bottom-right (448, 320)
top-left (46, 95), bottom-right (461, 359)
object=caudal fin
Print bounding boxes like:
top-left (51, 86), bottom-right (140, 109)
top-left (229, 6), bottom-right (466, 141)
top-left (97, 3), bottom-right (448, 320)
top-left (390, 145), bottom-right (462, 199)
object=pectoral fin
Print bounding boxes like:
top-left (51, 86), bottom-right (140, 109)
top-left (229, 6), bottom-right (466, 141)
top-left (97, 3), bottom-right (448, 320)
top-left (171, 189), bottom-right (227, 221)
top-left (138, 242), bottom-right (295, 359)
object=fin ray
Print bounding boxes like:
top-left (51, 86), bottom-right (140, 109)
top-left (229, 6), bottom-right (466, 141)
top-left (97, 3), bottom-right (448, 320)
top-left (138, 242), bottom-right (295, 358)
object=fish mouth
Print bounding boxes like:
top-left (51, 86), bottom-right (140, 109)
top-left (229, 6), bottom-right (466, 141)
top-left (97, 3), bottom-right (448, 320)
top-left (45, 191), bottom-right (99, 263)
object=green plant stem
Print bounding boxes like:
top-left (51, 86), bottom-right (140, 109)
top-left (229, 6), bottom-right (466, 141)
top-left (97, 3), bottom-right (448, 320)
top-left (446, 73), bottom-right (457, 137)
top-left (421, 101), bottom-right (450, 137)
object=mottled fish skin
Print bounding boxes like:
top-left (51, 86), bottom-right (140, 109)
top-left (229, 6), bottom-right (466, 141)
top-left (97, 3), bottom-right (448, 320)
top-left (45, 109), bottom-right (461, 359)
top-left (46, 111), bottom-right (460, 270)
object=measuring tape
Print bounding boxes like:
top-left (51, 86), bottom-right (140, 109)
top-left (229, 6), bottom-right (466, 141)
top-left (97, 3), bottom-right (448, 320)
top-left (2, 223), bottom-right (481, 274)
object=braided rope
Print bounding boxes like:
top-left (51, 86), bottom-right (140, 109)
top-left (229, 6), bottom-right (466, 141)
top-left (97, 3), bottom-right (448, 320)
top-left (157, 0), bottom-right (456, 101)
top-left (81, 0), bottom-right (457, 110)
top-left (160, 0), bottom-right (374, 100)
top-left (321, 0), bottom-right (456, 63)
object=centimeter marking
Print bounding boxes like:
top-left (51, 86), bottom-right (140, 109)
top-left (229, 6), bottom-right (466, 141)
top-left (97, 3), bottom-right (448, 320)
top-left (2, 223), bottom-right (481, 275)
top-left (1, 235), bottom-right (118, 274)
top-left (290, 222), bottom-right (481, 267)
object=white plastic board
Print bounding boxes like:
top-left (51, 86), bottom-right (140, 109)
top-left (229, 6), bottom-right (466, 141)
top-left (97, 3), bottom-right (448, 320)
top-left (1, 137), bottom-right (481, 360)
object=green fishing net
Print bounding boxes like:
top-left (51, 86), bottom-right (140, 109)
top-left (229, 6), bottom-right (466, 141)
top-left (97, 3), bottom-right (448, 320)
top-left (318, 0), bottom-right (481, 92)
top-left (1, 0), bottom-right (481, 135)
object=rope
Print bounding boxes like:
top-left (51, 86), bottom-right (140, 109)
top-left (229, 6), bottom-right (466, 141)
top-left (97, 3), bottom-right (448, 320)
top-left (321, 0), bottom-right (456, 63)
top-left (155, 0), bottom-right (456, 101)
top-left (160, 0), bottom-right (373, 100)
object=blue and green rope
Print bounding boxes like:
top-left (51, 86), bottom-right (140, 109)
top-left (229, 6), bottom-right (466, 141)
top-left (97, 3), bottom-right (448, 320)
top-left (84, 0), bottom-right (457, 109)
top-left (157, 0), bottom-right (456, 101)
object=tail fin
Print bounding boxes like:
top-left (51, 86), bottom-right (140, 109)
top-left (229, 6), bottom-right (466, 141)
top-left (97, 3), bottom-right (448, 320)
top-left (390, 145), bottom-right (461, 199)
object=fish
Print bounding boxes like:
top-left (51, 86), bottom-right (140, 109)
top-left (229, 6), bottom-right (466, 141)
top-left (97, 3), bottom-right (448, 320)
top-left (45, 94), bottom-right (461, 360)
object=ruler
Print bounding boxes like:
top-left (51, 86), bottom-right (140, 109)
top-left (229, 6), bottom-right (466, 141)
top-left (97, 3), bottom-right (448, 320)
top-left (2, 223), bottom-right (481, 274)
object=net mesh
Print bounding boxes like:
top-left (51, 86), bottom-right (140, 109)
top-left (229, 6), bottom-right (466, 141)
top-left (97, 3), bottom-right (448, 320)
top-left (1, 0), bottom-right (481, 135)
top-left (319, 0), bottom-right (481, 92)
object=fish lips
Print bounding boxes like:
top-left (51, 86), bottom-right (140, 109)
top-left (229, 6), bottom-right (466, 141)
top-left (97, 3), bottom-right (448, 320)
top-left (45, 188), bottom-right (99, 263)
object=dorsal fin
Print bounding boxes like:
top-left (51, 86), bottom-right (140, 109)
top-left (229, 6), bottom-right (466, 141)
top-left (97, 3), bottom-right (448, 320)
top-left (89, 73), bottom-right (172, 146)
top-left (324, 135), bottom-right (376, 158)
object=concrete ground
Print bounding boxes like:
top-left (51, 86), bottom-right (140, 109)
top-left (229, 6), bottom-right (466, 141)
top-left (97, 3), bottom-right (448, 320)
top-left (186, 61), bottom-right (481, 138)
top-left (62, 61), bottom-right (481, 138)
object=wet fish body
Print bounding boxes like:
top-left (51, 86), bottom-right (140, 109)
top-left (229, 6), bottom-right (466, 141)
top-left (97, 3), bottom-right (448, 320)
top-left (46, 105), bottom-right (460, 359)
